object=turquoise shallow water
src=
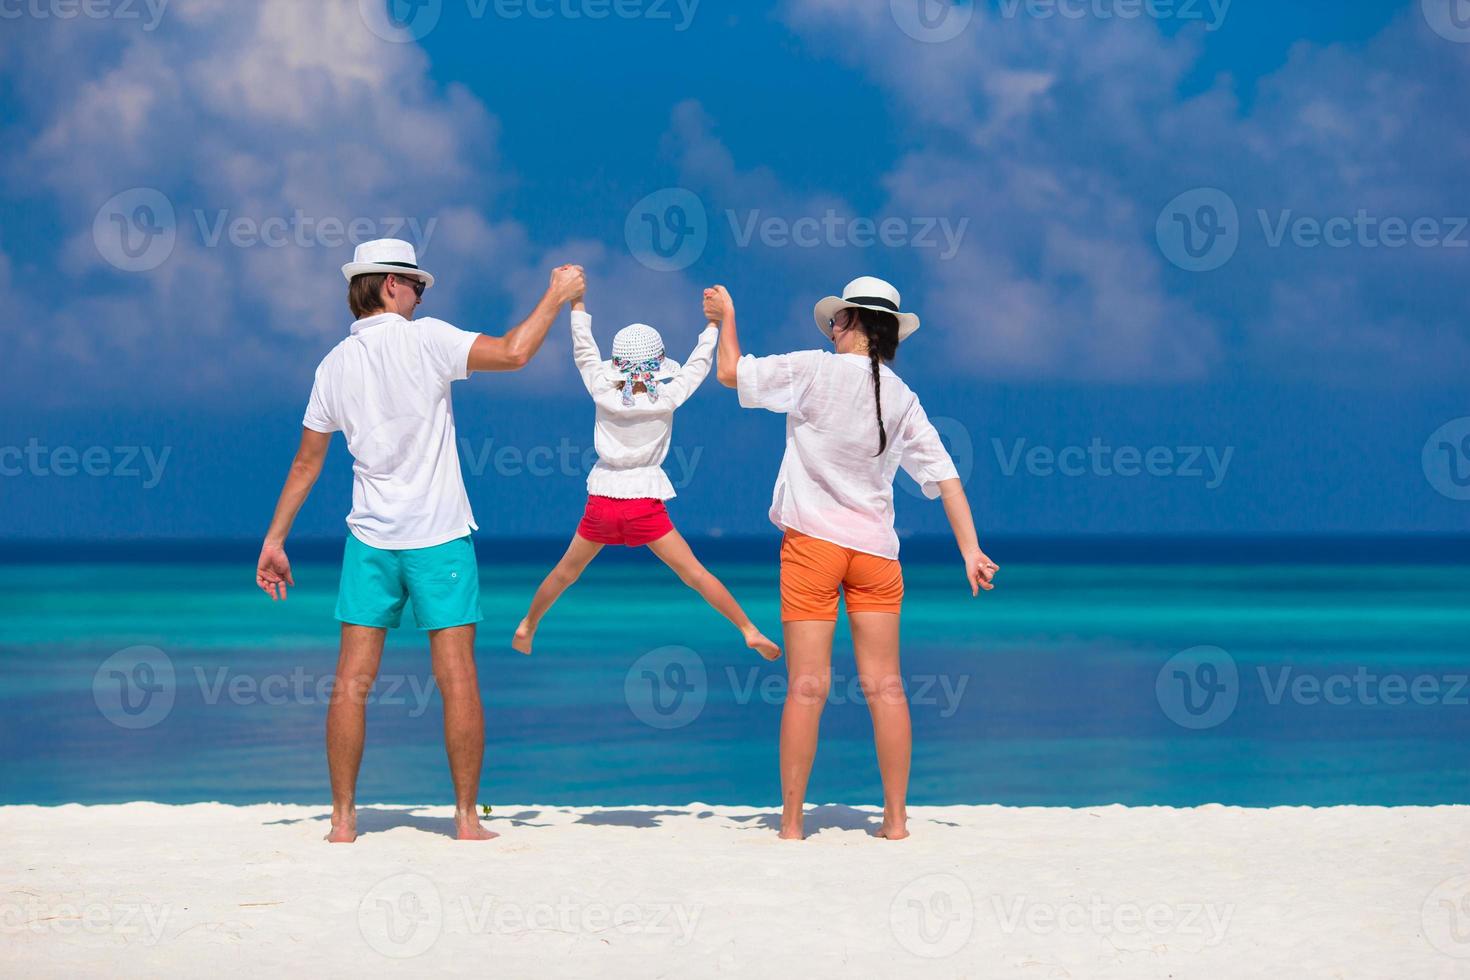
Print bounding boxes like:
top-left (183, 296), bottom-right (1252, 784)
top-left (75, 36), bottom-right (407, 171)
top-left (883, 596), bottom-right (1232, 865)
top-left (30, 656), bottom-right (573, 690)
top-left (1, 544), bottom-right (1467, 806)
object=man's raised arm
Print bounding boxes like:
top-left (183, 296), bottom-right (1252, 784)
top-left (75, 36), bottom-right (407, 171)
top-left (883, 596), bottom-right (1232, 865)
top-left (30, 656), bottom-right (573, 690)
top-left (467, 264), bottom-right (586, 373)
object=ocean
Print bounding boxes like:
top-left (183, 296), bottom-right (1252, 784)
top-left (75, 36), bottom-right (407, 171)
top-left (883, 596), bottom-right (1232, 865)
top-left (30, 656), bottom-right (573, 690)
top-left (1, 537), bottom-right (1466, 808)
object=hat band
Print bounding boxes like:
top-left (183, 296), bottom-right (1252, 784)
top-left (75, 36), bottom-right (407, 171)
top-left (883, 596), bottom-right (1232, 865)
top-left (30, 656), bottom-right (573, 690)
top-left (844, 295), bottom-right (898, 312)
top-left (375, 261), bottom-right (421, 271)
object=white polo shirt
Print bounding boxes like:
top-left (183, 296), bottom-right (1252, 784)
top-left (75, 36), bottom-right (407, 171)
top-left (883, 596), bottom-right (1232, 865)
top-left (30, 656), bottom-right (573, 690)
top-left (737, 350), bottom-right (959, 560)
top-left (303, 312), bottom-right (480, 550)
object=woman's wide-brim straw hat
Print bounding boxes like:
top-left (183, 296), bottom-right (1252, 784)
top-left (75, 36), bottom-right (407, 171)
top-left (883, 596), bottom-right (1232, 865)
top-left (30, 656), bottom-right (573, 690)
top-left (813, 276), bottom-right (919, 342)
top-left (341, 238), bottom-right (435, 290)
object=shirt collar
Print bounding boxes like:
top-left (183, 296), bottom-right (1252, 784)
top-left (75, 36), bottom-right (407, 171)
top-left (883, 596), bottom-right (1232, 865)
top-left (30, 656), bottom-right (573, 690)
top-left (351, 312), bottom-right (406, 335)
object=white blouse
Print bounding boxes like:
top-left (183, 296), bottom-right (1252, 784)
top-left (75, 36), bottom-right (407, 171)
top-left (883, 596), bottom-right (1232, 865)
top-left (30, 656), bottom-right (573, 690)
top-left (571, 310), bottom-right (717, 501)
top-left (736, 350), bottom-right (959, 559)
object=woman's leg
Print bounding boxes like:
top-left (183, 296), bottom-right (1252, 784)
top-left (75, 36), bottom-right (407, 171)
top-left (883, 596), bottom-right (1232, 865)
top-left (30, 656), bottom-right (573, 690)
top-left (849, 611), bottom-right (910, 839)
top-left (511, 533), bottom-right (604, 654)
top-left (779, 620), bottom-right (836, 839)
top-left (646, 529), bottom-right (781, 660)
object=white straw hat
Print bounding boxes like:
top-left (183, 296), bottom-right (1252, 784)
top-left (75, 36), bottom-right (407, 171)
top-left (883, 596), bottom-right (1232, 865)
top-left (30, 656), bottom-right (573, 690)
top-left (341, 238), bottom-right (435, 289)
top-left (813, 276), bottom-right (919, 341)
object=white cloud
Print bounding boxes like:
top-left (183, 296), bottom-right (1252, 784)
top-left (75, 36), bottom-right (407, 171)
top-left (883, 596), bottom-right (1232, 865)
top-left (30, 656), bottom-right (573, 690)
top-left (779, 1), bottom-right (1470, 384)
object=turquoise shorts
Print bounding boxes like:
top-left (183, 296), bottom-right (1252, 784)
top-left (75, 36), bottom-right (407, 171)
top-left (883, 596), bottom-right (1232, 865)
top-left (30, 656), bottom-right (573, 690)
top-left (336, 533), bottom-right (483, 631)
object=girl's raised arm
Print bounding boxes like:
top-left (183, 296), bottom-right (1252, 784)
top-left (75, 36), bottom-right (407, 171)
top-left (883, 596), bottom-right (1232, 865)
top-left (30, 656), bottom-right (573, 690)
top-left (569, 297), bottom-right (610, 395)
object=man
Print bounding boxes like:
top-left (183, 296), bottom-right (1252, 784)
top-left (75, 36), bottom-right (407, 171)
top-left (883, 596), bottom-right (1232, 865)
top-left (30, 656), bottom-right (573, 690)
top-left (255, 238), bottom-right (585, 843)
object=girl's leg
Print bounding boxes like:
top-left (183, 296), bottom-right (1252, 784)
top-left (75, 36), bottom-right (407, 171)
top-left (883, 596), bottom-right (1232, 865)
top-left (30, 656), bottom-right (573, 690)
top-left (849, 611), bottom-right (910, 840)
top-left (511, 533), bottom-right (604, 654)
top-left (779, 620), bottom-right (836, 839)
top-left (645, 529), bottom-right (781, 660)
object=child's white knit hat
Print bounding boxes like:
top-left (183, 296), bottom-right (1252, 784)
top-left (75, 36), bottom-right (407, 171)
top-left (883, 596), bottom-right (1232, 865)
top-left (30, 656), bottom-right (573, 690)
top-left (611, 323), bottom-right (665, 363)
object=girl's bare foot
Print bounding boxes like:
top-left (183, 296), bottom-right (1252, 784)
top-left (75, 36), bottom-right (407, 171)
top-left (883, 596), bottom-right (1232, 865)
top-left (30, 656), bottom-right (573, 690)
top-left (511, 620), bottom-right (535, 655)
top-left (743, 626), bottom-right (782, 661)
top-left (455, 811), bottom-right (501, 841)
top-left (326, 810), bottom-right (357, 843)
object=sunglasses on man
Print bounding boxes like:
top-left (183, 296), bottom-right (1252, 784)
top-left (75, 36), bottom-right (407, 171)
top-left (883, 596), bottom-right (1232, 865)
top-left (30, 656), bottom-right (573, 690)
top-left (392, 274), bottom-right (427, 298)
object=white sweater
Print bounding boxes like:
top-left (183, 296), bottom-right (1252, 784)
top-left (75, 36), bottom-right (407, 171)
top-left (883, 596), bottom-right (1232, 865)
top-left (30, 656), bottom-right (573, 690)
top-left (571, 309), bottom-right (717, 500)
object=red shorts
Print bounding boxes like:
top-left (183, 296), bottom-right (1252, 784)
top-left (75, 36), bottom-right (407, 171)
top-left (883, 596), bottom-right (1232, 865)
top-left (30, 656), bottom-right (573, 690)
top-left (576, 495), bottom-right (675, 547)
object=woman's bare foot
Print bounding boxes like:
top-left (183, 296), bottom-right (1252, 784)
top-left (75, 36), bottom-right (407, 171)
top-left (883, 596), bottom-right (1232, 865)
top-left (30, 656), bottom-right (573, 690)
top-left (778, 807), bottom-right (804, 839)
top-left (511, 620), bottom-right (535, 655)
top-left (325, 810), bottom-right (357, 843)
top-left (743, 625), bottom-right (782, 661)
top-left (455, 811), bottom-right (501, 841)
top-left (875, 811), bottom-right (909, 840)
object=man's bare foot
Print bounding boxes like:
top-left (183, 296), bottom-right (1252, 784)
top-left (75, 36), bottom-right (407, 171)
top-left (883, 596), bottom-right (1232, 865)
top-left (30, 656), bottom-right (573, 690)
top-left (326, 811), bottom-right (357, 843)
top-left (455, 812), bottom-right (500, 841)
top-left (511, 620), bottom-right (535, 655)
top-left (743, 626), bottom-right (782, 661)
top-left (778, 822), bottom-right (804, 840)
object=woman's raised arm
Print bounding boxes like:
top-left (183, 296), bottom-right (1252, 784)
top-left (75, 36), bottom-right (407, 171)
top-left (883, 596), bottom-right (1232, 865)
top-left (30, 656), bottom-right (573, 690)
top-left (706, 286), bottom-right (742, 388)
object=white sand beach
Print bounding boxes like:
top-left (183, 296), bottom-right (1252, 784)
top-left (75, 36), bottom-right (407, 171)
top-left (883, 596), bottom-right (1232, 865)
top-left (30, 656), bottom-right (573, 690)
top-left (2, 802), bottom-right (1467, 978)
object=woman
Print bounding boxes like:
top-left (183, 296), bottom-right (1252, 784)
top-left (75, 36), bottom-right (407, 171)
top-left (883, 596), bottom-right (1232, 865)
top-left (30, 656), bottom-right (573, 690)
top-left (706, 277), bottom-right (998, 841)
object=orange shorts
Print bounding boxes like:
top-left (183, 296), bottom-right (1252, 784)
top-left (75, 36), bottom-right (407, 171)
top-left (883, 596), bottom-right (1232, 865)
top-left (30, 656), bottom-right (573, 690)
top-left (779, 529), bottom-right (904, 622)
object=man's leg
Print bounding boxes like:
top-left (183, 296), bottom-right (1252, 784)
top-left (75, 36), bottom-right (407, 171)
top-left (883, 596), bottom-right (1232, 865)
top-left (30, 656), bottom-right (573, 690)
top-left (326, 624), bottom-right (387, 843)
top-left (512, 533), bottom-right (603, 654)
top-left (429, 623), bottom-right (498, 840)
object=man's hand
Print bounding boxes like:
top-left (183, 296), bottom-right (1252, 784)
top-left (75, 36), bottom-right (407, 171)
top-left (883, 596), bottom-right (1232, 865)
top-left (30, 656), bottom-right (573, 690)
top-left (549, 264), bottom-right (586, 306)
top-left (964, 549), bottom-right (999, 596)
top-left (703, 285), bottom-right (732, 324)
top-left (257, 541), bottom-right (295, 601)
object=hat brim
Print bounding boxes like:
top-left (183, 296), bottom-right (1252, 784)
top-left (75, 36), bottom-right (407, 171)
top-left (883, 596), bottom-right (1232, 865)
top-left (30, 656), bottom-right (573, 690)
top-left (600, 357), bottom-right (681, 385)
top-left (342, 263), bottom-right (435, 289)
top-left (814, 297), bottom-right (919, 342)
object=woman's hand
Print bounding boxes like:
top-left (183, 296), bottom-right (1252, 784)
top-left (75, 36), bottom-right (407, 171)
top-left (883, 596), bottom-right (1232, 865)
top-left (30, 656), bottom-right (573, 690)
top-left (964, 549), bottom-right (999, 596)
top-left (703, 285), bottom-right (732, 324)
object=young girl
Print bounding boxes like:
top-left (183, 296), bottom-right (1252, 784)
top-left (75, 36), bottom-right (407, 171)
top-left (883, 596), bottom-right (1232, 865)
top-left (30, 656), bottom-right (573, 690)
top-left (511, 287), bottom-right (782, 662)
top-left (706, 277), bottom-right (998, 840)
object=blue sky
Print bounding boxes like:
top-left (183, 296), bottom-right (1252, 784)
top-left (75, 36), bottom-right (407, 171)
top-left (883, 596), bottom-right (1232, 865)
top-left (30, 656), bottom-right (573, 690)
top-left (1, 0), bottom-right (1467, 540)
